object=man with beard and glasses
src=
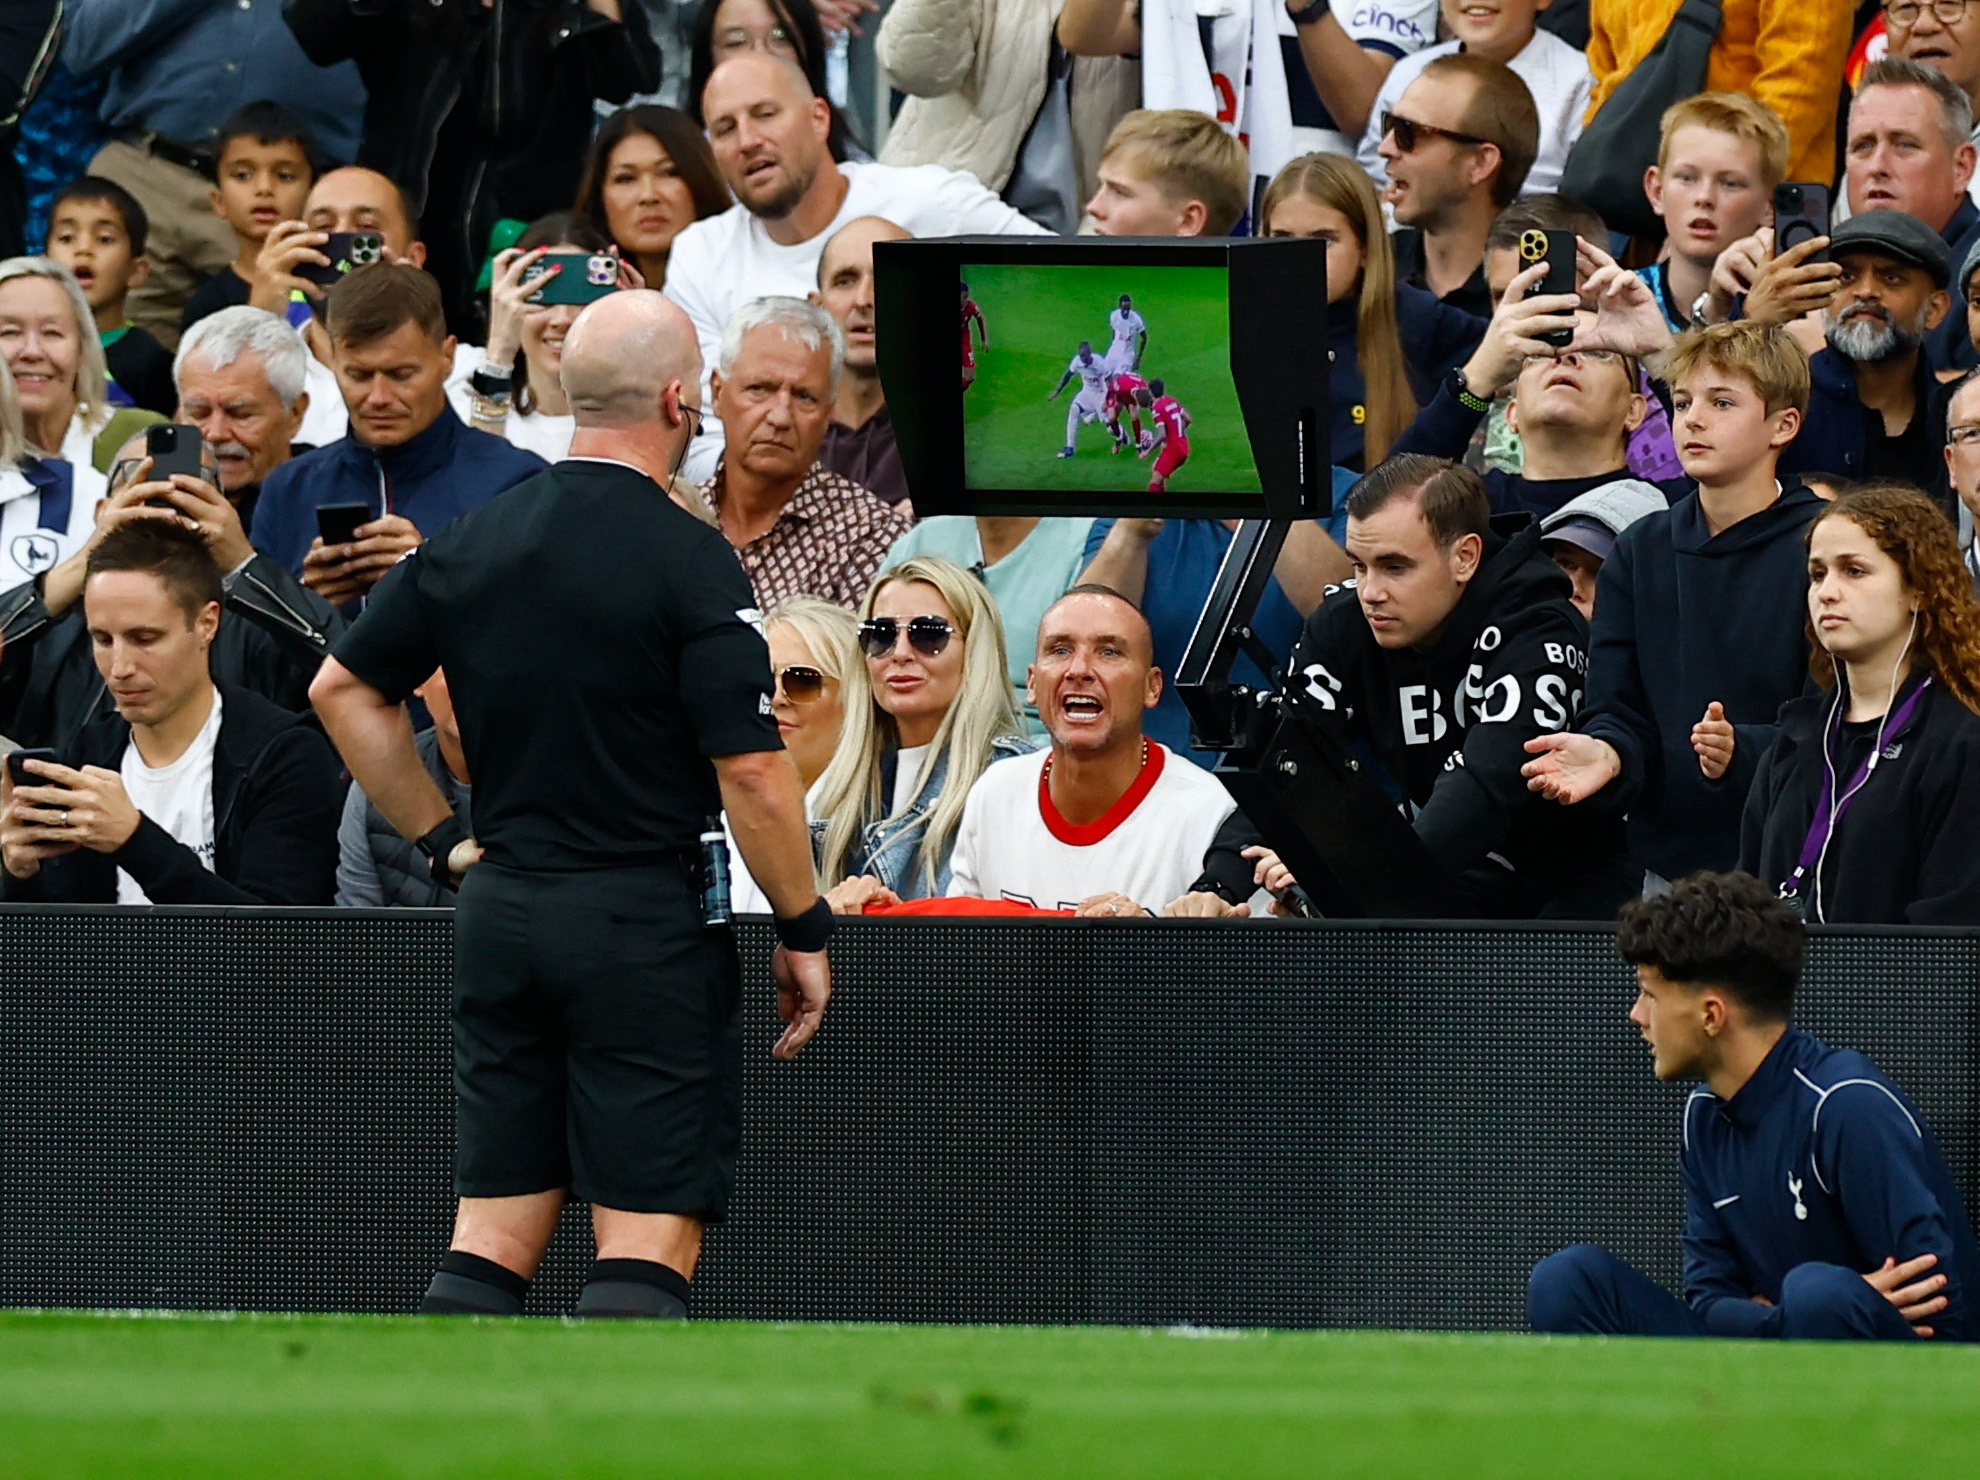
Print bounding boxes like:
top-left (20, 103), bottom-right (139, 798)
top-left (1776, 211), bottom-right (1956, 518)
top-left (665, 53), bottom-right (1048, 480)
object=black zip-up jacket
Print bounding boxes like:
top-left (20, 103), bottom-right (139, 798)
top-left (1740, 677), bottom-right (1980, 925)
top-left (2, 683), bottom-right (343, 905)
top-left (0, 551), bottom-right (344, 752)
top-left (1273, 516), bottom-right (1633, 918)
top-left (1577, 483), bottom-right (1823, 881)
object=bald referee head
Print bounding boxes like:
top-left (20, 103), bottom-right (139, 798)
top-left (560, 290), bottom-right (705, 484)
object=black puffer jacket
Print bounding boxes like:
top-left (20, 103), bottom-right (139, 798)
top-left (1740, 676), bottom-right (1980, 926)
top-left (1280, 515), bottom-right (1633, 918)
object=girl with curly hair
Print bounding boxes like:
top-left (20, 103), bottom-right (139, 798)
top-left (1740, 484), bottom-right (1980, 923)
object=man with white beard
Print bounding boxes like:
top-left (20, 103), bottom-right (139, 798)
top-left (1779, 211), bottom-right (1957, 517)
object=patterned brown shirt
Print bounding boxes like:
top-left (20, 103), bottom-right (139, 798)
top-left (703, 459), bottom-right (913, 611)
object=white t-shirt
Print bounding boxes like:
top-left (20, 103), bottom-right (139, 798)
top-left (1284, 0), bottom-right (1440, 157)
top-left (0, 452), bottom-right (98, 587)
top-left (1357, 31), bottom-right (1595, 198)
top-left (1066, 353), bottom-right (1110, 409)
top-left (117, 690), bottom-right (223, 905)
top-left (891, 743), bottom-right (934, 817)
top-left (665, 160), bottom-right (1051, 480)
top-left (443, 381), bottom-right (575, 462)
top-left (948, 742), bottom-right (1236, 912)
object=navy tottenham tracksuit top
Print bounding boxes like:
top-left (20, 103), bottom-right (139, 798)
top-left (1679, 1028), bottom-right (1978, 1340)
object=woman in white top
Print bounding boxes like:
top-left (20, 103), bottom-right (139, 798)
top-left (728, 597), bottom-right (860, 913)
top-left (815, 555), bottom-right (1030, 907)
top-left (0, 257), bottom-right (157, 494)
top-left (456, 213), bottom-right (630, 463)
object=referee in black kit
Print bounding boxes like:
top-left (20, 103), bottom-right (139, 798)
top-left (310, 290), bottom-right (833, 1320)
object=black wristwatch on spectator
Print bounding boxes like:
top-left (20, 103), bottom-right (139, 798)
top-left (1287, 0), bottom-right (1331, 24)
top-left (416, 814), bottom-right (472, 888)
top-left (468, 362), bottom-right (513, 402)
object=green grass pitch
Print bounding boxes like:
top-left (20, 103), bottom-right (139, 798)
top-left (961, 263), bottom-right (1262, 499)
top-left (4, 1312), bottom-right (1978, 1477)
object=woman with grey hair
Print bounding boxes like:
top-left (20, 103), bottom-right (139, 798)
top-left (0, 256), bottom-right (161, 486)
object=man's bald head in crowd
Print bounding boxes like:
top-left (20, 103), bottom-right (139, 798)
top-left (701, 53), bottom-right (834, 221)
top-left (561, 290), bottom-right (701, 428)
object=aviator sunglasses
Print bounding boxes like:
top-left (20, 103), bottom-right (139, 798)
top-left (858, 615), bottom-right (955, 659)
top-left (775, 664), bottom-right (827, 703)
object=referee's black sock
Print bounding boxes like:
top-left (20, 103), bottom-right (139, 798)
top-left (573, 1258), bottom-right (690, 1320)
top-left (419, 1250), bottom-right (529, 1315)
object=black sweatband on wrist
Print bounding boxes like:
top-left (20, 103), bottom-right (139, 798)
top-left (774, 897), bottom-right (834, 952)
top-left (416, 814), bottom-right (471, 887)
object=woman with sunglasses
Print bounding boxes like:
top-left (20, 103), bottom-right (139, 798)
top-left (1740, 485), bottom-right (1980, 925)
top-left (728, 599), bottom-right (859, 913)
top-left (812, 555), bottom-right (1029, 907)
top-left (1259, 153), bottom-right (1480, 472)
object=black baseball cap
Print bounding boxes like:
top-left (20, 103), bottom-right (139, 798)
top-left (1826, 210), bottom-right (1952, 289)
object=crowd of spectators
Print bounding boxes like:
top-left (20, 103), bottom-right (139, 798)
top-left (6, 0), bottom-right (1980, 929)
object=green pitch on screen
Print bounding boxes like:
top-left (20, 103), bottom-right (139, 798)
top-left (962, 263), bottom-right (1262, 499)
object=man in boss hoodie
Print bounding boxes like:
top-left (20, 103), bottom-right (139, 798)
top-left (1251, 454), bottom-right (1633, 919)
top-left (1524, 322), bottom-right (1821, 882)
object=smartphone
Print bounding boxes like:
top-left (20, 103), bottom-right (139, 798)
top-left (520, 253), bottom-right (621, 307)
top-left (1773, 182), bottom-right (1831, 258)
top-left (1519, 229), bottom-right (1578, 349)
top-left (144, 424), bottom-right (206, 499)
top-left (295, 230), bottom-right (386, 290)
top-left (6, 748), bottom-right (64, 795)
top-left (315, 501), bottom-right (372, 548)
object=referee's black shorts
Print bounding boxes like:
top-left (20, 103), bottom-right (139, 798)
top-left (450, 858), bottom-right (743, 1218)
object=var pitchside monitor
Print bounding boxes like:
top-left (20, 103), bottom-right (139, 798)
top-left (875, 237), bottom-right (1329, 521)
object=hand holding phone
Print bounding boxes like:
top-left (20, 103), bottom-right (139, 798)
top-left (1772, 183), bottom-right (1831, 259)
top-left (294, 231), bottom-right (386, 290)
top-left (1520, 229), bottom-right (1578, 349)
top-left (145, 425), bottom-right (208, 494)
top-left (315, 501), bottom-right (372, 549)
top-left (520, 252), bottom-right (622, 307)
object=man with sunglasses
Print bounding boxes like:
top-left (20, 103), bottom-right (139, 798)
top-left (0, 429), bottom-right (343, 749)
top-left (1378, 53), bottom-right (1541, 320)
top-left (312, 290), bottom-right (833, 1323)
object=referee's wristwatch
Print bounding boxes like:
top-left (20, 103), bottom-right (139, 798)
top-left (416, 814), bottom-right (472, 889)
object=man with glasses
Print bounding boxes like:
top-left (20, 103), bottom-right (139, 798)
top-left (311, 289), bottom-right (834, 1322)
top-left (701, 295), bottom-right (909, 610)
top-left (1887, 0), bottom-right (1980, 209)
top-left (1376, 52), bottom-right (1541, 319)
top-left (1939, 368), bottom-right (1980, 581)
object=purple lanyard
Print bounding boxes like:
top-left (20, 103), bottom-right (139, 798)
top-left (1782, 675), bottom-right (1933, 896)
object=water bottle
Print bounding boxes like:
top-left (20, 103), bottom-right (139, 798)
top-left (699, 828), bottom-right (732, 927)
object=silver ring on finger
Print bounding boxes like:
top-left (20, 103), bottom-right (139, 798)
top-left (59, 809), bottom-right (69, 827)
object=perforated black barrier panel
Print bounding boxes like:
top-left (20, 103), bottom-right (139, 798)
top-left (2, 910), bottom-right (1975, 1330)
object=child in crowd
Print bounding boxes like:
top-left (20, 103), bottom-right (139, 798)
top-left (1524, 322), bottom-right (1822, 884)
top-left (1638, 93), bottom-right (1790, 333)
top-left (1358, 0), bottom-right (1593, 198)
top-left (44, 178), bottom-right (174, 416)
top-left (179, 102), bottom-right (319, 335)
top-left (1084, 110), bottom-right (1249, 239)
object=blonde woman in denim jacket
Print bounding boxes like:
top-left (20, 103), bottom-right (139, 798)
top-left (815, 554), bottom-right (1032, 908)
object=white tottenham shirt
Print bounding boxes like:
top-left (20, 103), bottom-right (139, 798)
top-left (117, 691), bottom-right (223, 905)
top-left (0, 457), bottom-right (97, 587)
top-left (948, 743), bottom-right (1236, 913)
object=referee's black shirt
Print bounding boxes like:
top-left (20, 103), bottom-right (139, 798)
top-left (332, 458), bottom-right (782, 871)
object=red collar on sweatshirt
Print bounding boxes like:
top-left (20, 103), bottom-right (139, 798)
top-left (1038, 740), bottom-right (1163, 846)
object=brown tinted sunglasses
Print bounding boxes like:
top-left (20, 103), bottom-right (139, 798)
top-left (775, 664), bottom-right (828, 703)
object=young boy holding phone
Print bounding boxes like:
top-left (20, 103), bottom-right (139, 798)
top-left (179, 103), bottom-right (320, 336)
top-left (1523, 322), bottom-right (1823, 884)
top-left (44, 178), bottom-right (175, 416)
top-left (1638, 93), bottom-right (1791, 333)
